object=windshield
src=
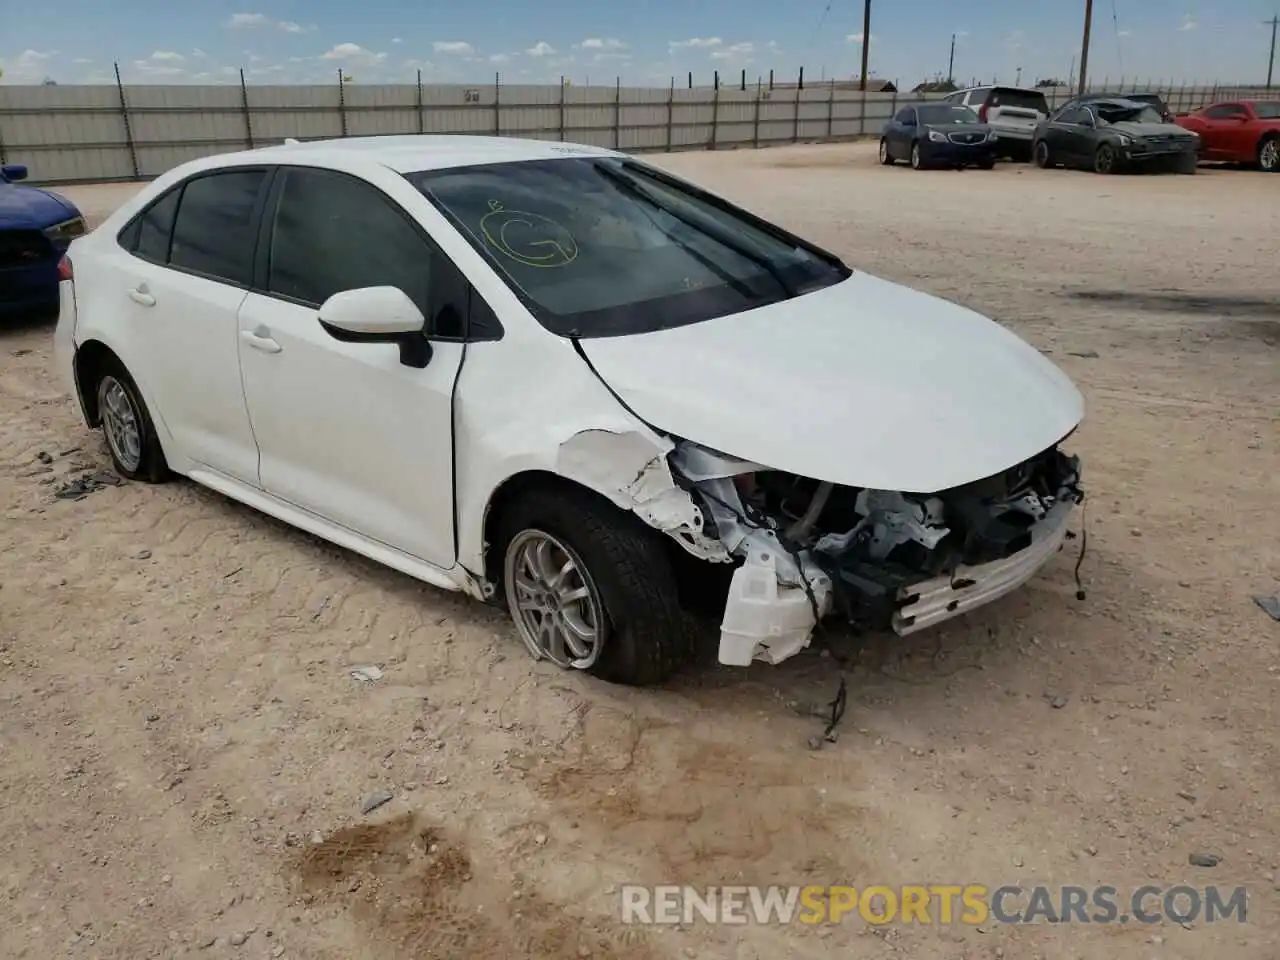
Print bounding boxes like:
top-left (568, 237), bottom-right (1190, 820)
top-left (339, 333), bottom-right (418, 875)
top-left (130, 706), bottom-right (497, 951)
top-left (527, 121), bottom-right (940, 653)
top-left (1097, 103), bottom-right (1163, 124)
top-left (409, 157), bottom-right (849, 338)
top-left (1255, 101), bottom-right (1280, 119)
top-left (916, 104), bottom-right (981, 124)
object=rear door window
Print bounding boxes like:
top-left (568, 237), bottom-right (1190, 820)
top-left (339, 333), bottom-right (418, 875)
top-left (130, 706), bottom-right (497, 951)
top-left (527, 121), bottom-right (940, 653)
top-left (169, 169), bottom-right (268, 286)
top-left (135, 188), bottom-right (181, 263)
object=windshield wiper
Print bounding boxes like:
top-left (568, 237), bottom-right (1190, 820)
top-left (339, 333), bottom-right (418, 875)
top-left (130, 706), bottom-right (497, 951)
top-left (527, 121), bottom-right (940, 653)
top-left (593, 161), bottom-right (798, 297)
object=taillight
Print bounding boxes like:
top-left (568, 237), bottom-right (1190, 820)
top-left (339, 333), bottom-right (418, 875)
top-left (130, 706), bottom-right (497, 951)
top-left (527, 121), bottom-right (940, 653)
top-left (57, 255), bottom-right (73, 281)
top-left (977, 102), bottom-right (990, 122)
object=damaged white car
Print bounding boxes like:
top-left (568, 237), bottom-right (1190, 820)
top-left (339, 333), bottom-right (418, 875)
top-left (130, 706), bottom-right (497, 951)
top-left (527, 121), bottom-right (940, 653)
top-left (53, 135), bottom-right (1084, 687)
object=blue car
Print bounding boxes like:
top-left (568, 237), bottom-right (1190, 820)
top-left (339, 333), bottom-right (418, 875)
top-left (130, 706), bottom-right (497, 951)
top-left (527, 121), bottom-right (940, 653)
top-left (1, 163), bottom-right (86, 317)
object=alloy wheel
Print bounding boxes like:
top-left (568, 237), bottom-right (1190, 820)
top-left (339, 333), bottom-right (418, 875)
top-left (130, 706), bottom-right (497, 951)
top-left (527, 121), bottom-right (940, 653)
top-left (911, 143), bottom-right (922, 169)
top-left (504, 528), bottom-right (605, 670)
top-left (99, 376), bottom-right (142, 472)
top-left (1260, 139), bottom-right (1279, 172)
top-left (1094, 144), bottom-right (1115, 174)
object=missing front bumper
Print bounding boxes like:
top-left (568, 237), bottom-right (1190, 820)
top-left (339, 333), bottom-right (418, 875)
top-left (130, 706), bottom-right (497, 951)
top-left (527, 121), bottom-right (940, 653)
top-left (893, 497), bottom-right (1076, 635)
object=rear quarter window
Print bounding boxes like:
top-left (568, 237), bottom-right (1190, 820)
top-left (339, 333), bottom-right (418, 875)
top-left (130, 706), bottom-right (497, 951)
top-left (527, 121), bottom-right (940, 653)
top-left (990, 89), bottom-right (1050, 113)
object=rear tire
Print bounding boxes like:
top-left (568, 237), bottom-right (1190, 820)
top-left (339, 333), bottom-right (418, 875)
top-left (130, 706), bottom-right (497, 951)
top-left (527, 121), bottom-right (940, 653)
top-left (94, 361), bottom-right (169, 483)
top-left (879, 139), bottom-right (894, 165)
top-left (1259, 135), bottom-right (1279, 172)
top-left (498, 486), bottom-right (691, 687)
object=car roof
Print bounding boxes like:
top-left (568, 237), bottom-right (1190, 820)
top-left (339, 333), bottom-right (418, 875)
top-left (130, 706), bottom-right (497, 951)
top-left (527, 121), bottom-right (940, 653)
top-left (186, 135), bottom-right (623, 176)
top-left (955, 84), bottom-right (1045, 94)
top-left (1072, 90), bottom-right (1161, 100)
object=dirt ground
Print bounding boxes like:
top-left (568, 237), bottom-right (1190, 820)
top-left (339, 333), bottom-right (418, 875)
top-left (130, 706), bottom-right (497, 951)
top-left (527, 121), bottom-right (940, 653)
top-left (1, 141), bottom-right (1277, 960)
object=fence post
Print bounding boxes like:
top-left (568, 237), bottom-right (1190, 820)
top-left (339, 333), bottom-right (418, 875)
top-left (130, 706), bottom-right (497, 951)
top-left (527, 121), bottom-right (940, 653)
top-left (740, 69), bottom-right (746, 92)
top-left (710, 76), bottom-right (720, 150)
top-left (557, 76), bottom-right (566, 142)
top-left (337, 69), bottom-right (348, 137)
top-left (753, 79), bottom-right (761, 147)
top-left (666, 78), bottom-right (674, 151)
top-left (493, 72), bottom-right (501, 135)
top-left (858, 83), bottom-right (867, 136)
top-left (239, 68), bottom-right (254, 149)
top-left (826, 78), bottom-right (835, 138)
top-left (113, 62), bottom-right (140, 179)
top-left (614, 76), bottom-right (622, 149)
top-left (416, 69), bottom-right (424, 134)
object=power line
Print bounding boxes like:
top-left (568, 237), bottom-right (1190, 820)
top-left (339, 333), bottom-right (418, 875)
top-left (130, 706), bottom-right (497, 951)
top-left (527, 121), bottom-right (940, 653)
top-left (1110, 0), bottom-right (1124, 78)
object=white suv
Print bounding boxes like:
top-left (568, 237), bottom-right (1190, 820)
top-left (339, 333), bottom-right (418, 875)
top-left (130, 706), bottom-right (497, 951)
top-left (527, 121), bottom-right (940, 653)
top-left (943, 86), bottom-right (1052, 160)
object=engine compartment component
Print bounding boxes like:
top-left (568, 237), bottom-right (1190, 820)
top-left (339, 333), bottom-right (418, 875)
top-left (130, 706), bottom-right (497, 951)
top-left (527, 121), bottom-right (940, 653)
top-left (669, 440), bottom-right (1084, 666)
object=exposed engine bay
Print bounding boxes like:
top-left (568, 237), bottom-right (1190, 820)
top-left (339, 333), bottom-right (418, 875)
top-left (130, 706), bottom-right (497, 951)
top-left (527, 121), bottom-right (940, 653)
top-left (669, 440), bottom-right (1084, 666)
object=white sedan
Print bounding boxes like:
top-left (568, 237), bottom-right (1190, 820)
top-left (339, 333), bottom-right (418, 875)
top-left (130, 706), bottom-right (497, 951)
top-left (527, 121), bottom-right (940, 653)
top-left (53, 135), bottom-right (1085, 686)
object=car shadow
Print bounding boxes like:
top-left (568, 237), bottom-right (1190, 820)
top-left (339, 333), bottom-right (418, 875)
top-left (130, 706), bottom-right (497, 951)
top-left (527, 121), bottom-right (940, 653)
top-left (1066, 289), bottom-right (1280, 319)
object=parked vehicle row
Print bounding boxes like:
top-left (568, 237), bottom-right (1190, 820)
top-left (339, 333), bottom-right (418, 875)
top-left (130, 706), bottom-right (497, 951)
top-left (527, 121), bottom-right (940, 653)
top-left (0, 162), bottom-right (86, 318)
top-left (880, 87), bottom-right (1280, 175)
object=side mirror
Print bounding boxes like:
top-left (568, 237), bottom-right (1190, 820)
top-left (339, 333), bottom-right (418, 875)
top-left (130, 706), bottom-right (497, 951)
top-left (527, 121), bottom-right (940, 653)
top-left (318, 286), bottom-right (432, 368)
top-left (1, 163), bottom-right (29, 182)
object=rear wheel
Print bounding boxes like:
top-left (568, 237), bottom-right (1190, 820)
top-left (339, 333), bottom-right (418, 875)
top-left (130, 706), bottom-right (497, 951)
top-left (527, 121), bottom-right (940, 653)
top-left (1033, 139), bottom-right (1051, 168)
top-left (1259, 135), bottom-right (1279, 172)
top-left (910, 142), bottom-right (924, 170)
top-left (878, 139), bottom-right (894, 165)
top-left (1093, 143), bottom-right (1117, 174)
top-left (95, 362), bottom-right (169, 483)
top-left (498, 486), bottom-right (691, 687)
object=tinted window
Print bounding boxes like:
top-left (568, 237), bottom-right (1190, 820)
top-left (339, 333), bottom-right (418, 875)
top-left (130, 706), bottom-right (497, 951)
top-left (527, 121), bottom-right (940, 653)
top-left (916, 104), bottom-right (980, 124)
top-left (1057, 107), bottom-right (1092, 125)
top-left (136, 188), bottom-right (180, 263)
top-left (1255, 101), bottom-right (1280, 119)
top-left (169, 170), bottom-right (266, 285)
top-left (1204, 104), bottom-right (1246, 119)
top-left (989, 88), bottom-right (1050, 113)
top-left (893, 108), bottom-right (915, 123)
top-left (267, 167), bottom-right (431, 312)
top-left (411, 157), bottom-right (848, 339)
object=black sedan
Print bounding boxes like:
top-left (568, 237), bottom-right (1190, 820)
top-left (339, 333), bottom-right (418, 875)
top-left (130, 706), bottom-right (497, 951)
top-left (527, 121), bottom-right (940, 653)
top-left (1032, 99), bottom-right (1200, 174)
top-left (880, 103), bottom-right (997, 170)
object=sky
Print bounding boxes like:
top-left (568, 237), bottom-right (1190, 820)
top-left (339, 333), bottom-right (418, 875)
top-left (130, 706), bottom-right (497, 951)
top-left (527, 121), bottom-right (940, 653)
top-left (1, 0), bottom-right (1278, 88)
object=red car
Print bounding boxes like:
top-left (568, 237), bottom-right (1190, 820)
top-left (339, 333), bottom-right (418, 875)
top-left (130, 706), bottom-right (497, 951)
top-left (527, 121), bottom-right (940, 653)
top-left (1175, 99), bottom-right (1280, 171)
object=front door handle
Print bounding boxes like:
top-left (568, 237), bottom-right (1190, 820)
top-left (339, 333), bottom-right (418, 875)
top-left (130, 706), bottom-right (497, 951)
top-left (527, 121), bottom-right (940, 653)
top-left (128, 286), bottom-right (155, 307)
top-left (240, 329), bottom-right (282, 354)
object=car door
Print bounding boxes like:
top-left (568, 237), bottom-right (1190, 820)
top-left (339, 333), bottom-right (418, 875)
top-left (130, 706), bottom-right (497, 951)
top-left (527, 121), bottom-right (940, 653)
top-left (235, 164), bottom-right (465, 568)
top-left (889, 107), bottom-right (916, 157)
top-left (110, 168), bottom-right (269, 484)
top-left (1059, 106), bottom-right (1097, 163)
top-left (1196, 104), bottom-right (1247, 159)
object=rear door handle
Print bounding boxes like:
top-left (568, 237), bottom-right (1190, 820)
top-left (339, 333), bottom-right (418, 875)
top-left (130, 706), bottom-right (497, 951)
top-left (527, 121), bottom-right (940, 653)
top-left (127, 286), bottom-right (155, 307)
top-left (241, 329), bottom-right (282, 354)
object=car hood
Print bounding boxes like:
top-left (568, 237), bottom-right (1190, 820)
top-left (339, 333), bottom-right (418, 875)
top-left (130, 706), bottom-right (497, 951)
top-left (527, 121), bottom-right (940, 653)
top-left (0, 184), bottom-right (78, 230)
top-left (1108, 121), bottom-right (1195, 138)
top-left (577, 272), bottom-right (1085, 493)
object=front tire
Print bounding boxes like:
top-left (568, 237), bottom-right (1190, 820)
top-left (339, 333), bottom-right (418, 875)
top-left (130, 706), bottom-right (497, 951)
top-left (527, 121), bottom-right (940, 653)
top-left (879, 139), bottom-right (894, 165)
top-left (1033, 140), bottom-right (1051, 168)
top-left (498, 486), bottom-right (690, 687)
top-left (910, 142), bottom-right (924, 170)
top-left (95, 362), bottom-right (169, 482)
top-left (1259, 135), bottom-right (1279, 172)
top-left (1093, 143), bottom-right (1117, 174)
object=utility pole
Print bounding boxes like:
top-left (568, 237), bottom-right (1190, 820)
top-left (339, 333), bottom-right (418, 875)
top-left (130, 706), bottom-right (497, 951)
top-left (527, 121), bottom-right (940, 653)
top-left (1266, 15), bottom-right (1279, 91)
top-left (948, 33), bottom-right (956, 83)
top-left (859, 0), bottom-right (872, 90)
top-left (1077, 0), bottom-right (1094, 95)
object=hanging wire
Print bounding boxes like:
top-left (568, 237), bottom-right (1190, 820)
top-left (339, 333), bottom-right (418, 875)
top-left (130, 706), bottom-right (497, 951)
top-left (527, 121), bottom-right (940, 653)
top-left (803, 0), bottom-right (837, 65)
top-left (1110, 0), bottom-right (1125, 78)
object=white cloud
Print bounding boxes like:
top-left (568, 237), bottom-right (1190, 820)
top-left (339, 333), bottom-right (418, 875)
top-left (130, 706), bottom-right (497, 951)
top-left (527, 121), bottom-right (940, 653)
top-left (1179, 14), bottom-right (1197, 31)
top-left (391, 37), bottom-right (403, 44)
top-left (489, 53), bottom-right (512, 63)
top-left (73, 57), bottom-right (93, 64)
top-left (1117, 28), bottom-right (1132, 38)
top-left (150, 51), bottom-right (185, 62)
top-left (132, 58), bottom-right (184, 77)
top-left (578, 37), bottom-right (626, 51)
top-left (320, 43), bottom-right (387, 66)
top-left (846, 32), bottom-right (877, 44)
top-left (525, 41), bottom-right (556, 57)
top-left (669, 37), bottom-right (722, 49)
top-left (227, 12), bottom-right (314, 33)
top-left (192, 48), bottom-right (208, 58)
top-left (433, 41), bottom-right (474, 55)
top-left (227, 12), bottom-right (269, 28)
top-left (0, 49), bottom-right (56, 81)
top-left (711, 42), bottom-right (754, 60)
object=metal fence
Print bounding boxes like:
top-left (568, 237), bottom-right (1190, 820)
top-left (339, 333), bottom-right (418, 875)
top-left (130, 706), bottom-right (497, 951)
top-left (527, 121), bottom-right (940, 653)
top-left (0, 73), bottom-right (1272, 185)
